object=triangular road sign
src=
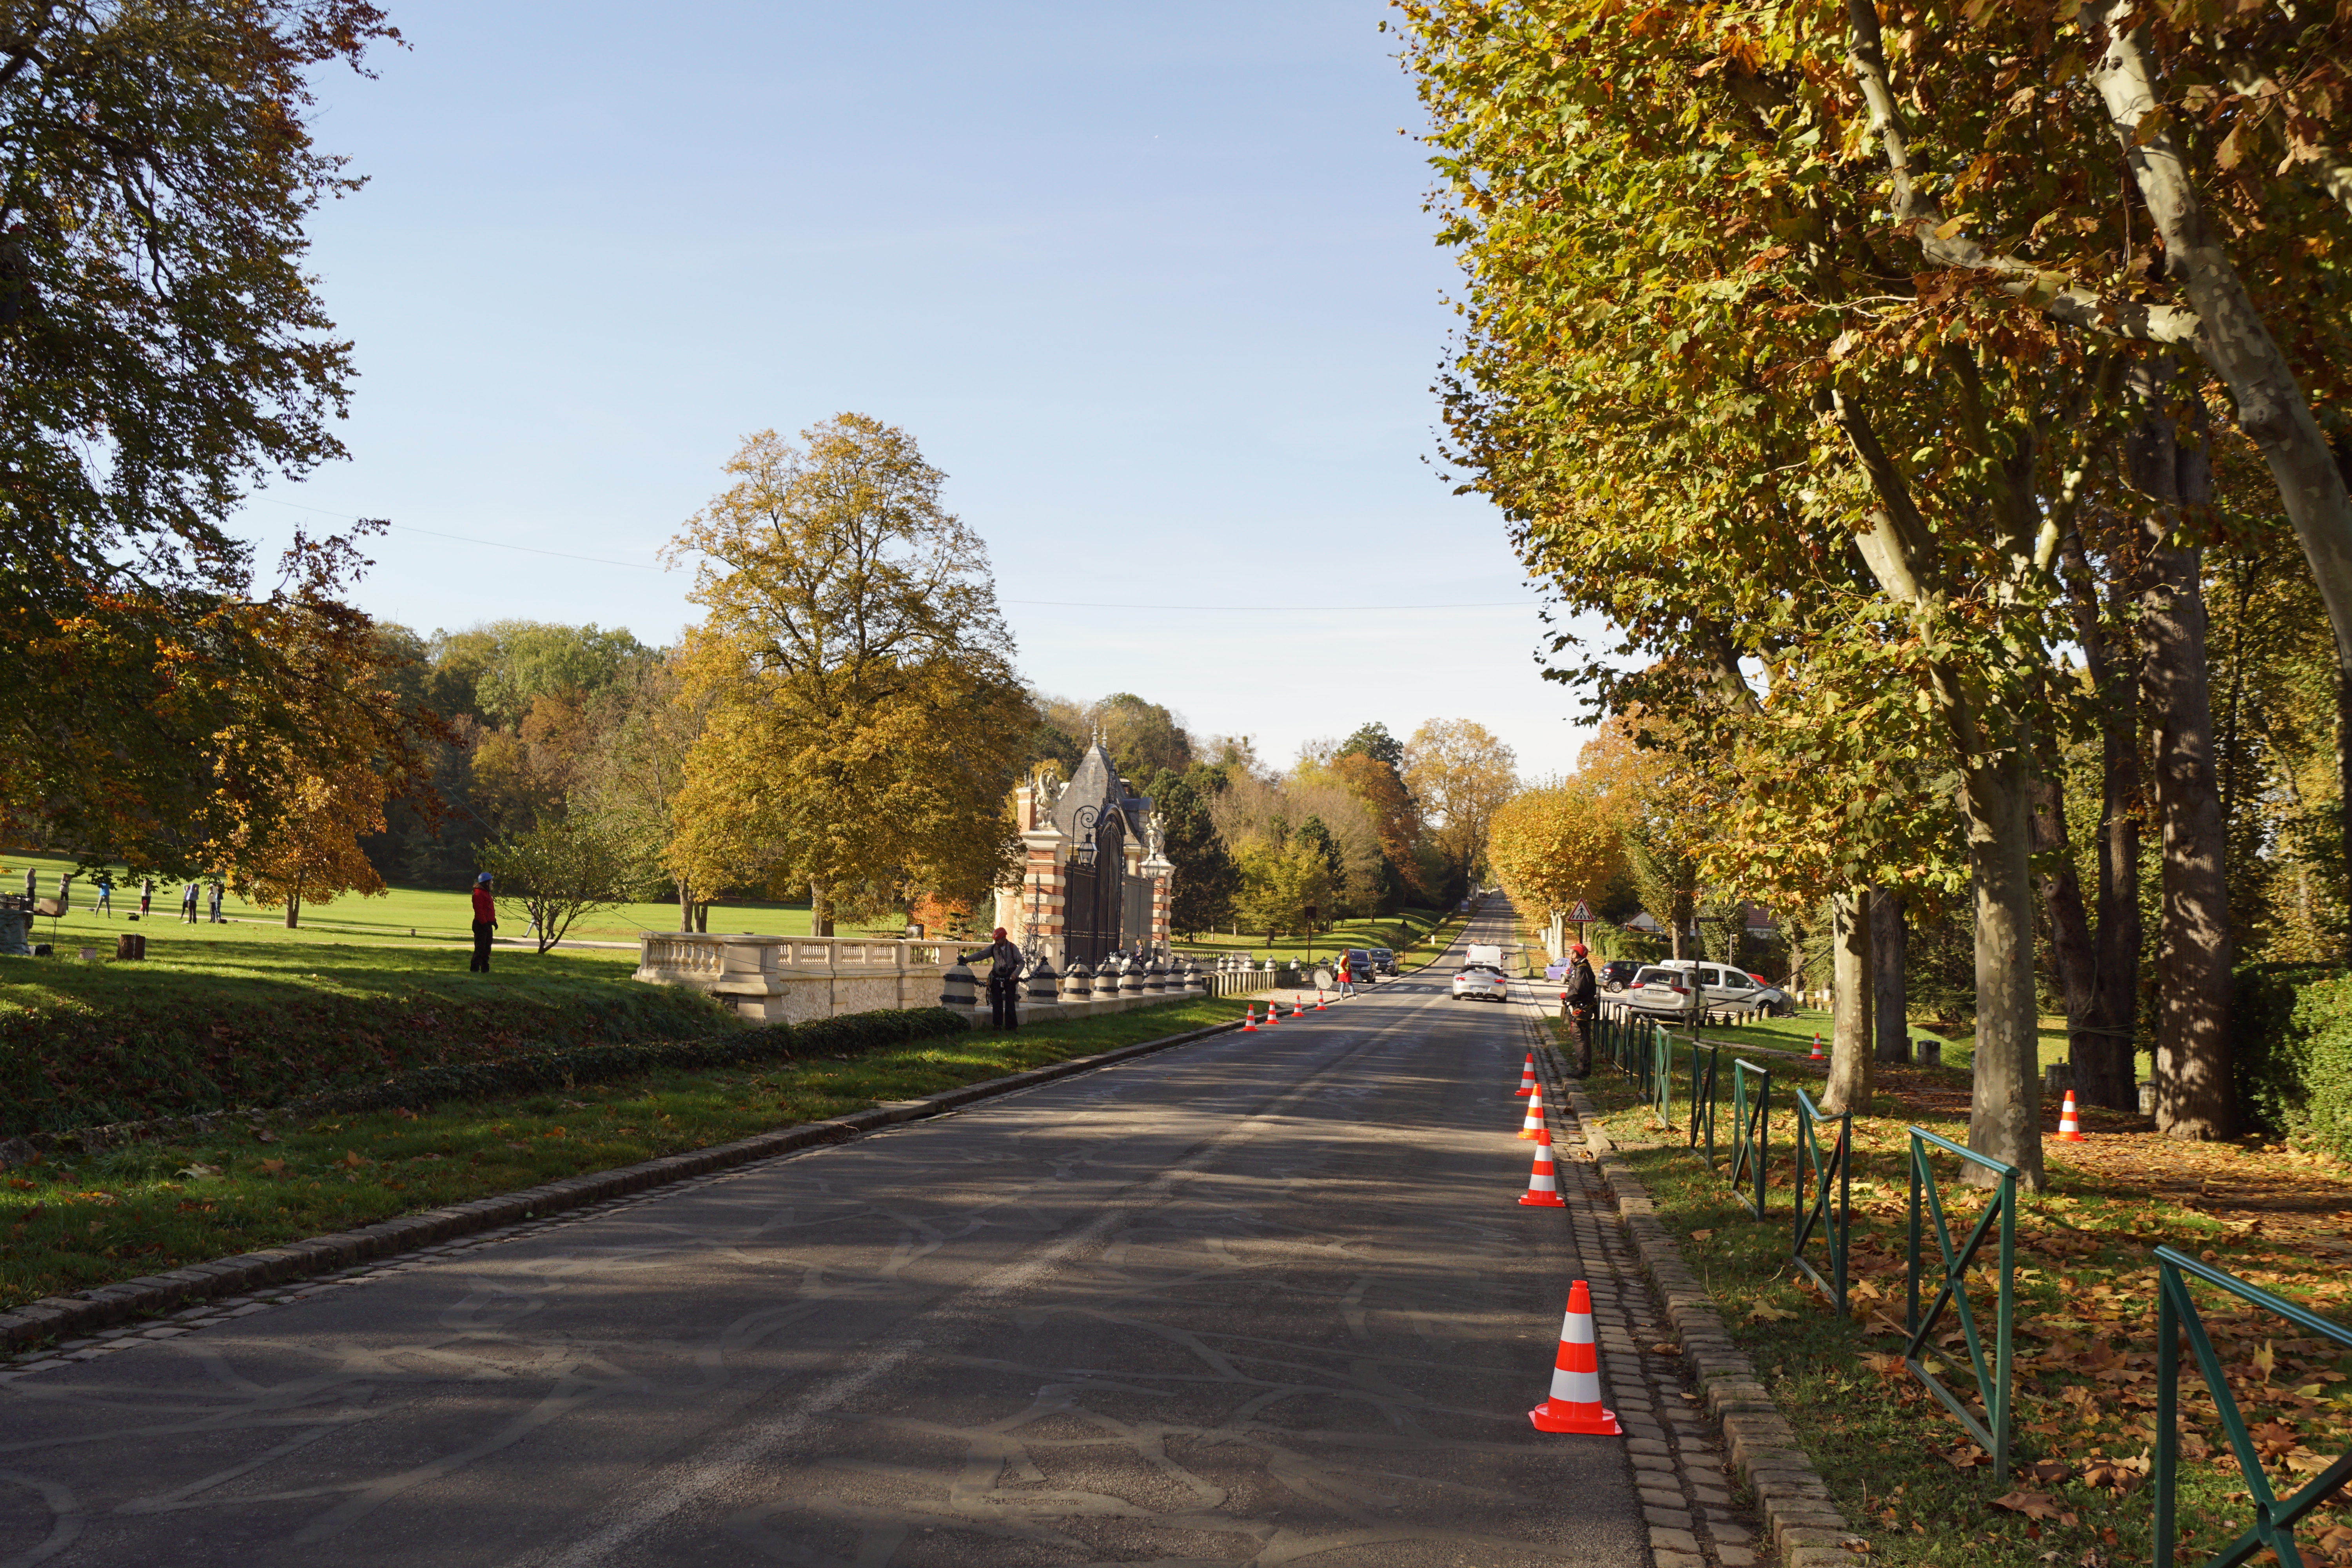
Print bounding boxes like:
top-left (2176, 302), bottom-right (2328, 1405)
top-left (1567, 900), bottom-right (1593, 922)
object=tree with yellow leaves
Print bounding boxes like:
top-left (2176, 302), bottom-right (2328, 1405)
top-left (664, 416), bottom-right (1032, 930)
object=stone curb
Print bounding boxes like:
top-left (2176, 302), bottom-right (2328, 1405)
top-left (0, 1012), bottom-right (1252, 1353)
top-left (1550, 1062), bottom-right (1872, 1568)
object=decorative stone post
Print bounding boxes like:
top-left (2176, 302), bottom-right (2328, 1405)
top-left (1061, 962), bottom-right (1093, 1006)
top-left (1024, 955), bottom-right (1059, 1006)
top-left (1144, 955), bottom-right (1166, 995)
top-left (1119, 957), bottom-right (1145, 998)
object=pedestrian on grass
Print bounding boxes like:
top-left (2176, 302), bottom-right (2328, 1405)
top-left (469, 872), bottom-right (496, 973)
top-left (20, 866), bottom-right (32, 901)
top-left (1564, 942), bottom-right (1598, 1078)
top-left (976, 926), bottom-right (1021, 1029)
top-left (93, 873), bottom-right (112, 917)
top-left (206, 878), bottom-right (224, 923)
top-left (138, 878), bottom-right (152, 918)
top-left (180, 880), bottom-right (199, 923)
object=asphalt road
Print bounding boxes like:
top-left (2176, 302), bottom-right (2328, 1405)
top-left (0, 907), bottom-right (1653, 1568)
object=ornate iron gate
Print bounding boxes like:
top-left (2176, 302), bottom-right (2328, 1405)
top-left (1062, 809), bottom-right (1127, 966)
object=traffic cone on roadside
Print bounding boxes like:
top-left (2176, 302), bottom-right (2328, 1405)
top-left (1241, 1005), bottom-right (1258, 1033)
top-left (1262, 999), bottom-right (1278, 1026)
top-left (1291, 1001), bottom-right (1306, 1019)
top-left (2058, 1089), bottom-right (2085, 1142)
top-left (1519, 1127), bottom-right (1567, 1208)
top-left (1808, 1032), bottom-right (1825, 1061)
top-left (1530, 1280), bottom-right (1622, 1434)
top-left (1517, 1083), bottom-right (1545, 1140)
top-left (1512, 1052), bottom-right (1538, 1098)
top-left (1316, 989), bottom-right (1327, 1010)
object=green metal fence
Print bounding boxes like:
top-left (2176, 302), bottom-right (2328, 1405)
top-left (1790, 1086), bottom-right (1851, 1316)
top-left (1905, 1126), bottom-right (2016, 1481)
top-left (1648, 1025), bottom-right (1674, 1126)
top-left (2153, 1245), bottom-right (2352, 1568)
top-left (1728, 1058), bottom-right (1770, 1218)
top-left (1688, 1040), bottom-right (1721, 1169)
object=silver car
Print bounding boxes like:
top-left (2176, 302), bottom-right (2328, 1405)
top-left (1452, 963), bottom-right (1509, 1002)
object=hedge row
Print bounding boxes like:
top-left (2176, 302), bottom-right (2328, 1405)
top-left (0, 983), bottom-right (958, 1136)
top-left (299, 1006), bottom-right (974, 1119)
top-left (2234, 961), bottom-right (2352, 1163)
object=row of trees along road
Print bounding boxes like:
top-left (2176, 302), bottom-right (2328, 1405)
top-left (1404, 0), bottom-right (2352, 1183)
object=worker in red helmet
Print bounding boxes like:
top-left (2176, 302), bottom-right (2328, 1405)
top-left (1564, 942), bottom-right (1598, 1076)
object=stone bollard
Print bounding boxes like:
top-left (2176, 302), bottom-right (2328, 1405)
top-left (1120, 959), bottom-right (1145, 997)
top-left (1024, 955), bottom-right (1059, 1006)
top-left (2043, 1061), bottom-right (2074, 1096)
top-left (2138, 1080), bottom-right (2158, 1115)
top-left (1184, 958), bottom-right (1207, 995)
top-left (1062, 962), bottom-right (1093, 1005)
top-left (115, 933), bottom-right (145, 961)
top-left (1144, 955), bottom-right (1167, 995)
top-left (939, 960), bottom-right (978, 1010)
top-left (1914, 1038), bottom-right (1942, 1067)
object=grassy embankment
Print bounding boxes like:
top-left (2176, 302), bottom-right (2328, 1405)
top-left (0, 993), bottom-right (1262, 1315)
top-left (1567, 1034), bottom-right (2352, 1568)
top-left (0, 940), bottom-right (737, 1136)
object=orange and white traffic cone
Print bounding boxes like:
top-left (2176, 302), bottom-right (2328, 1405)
top-left (1241, 1005), bottom-right (1258, 1033)
top-left (1512, 1052), bottom-right (1538, 1098)
top-left (1517, 1083), bottom-right (1545, 1140)
top-left (1530, 1280), bottom-right (1622, 1434)
top-left (1262, 999), bottom-right (1278, 1026)
top-left (1316, 989), bottom-right (1327, 1010)
top-left (1291, 1001), bottom-right (1305, 1019)
top-left (2058, 1089), bottom-right (2085, 1142)
top-left (1519, 1127), bottom-right (1566, 1208)
top-left (1808, 1032), bottom-right (1825, 1061)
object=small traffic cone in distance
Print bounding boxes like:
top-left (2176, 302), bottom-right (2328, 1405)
top-left (1241, 1005), bottom-right (1258, 1033)
top-left (2058, 1089), bottom-right (2085, 1142)
top-left (1316, 989), bottom-right (1327, 1010)
top-left (1519, 1127), bottom-right (1566, 1208)
top-left (1518, 1083), bottom-right (1545, 1140)
top-left (1291, 1001), bottom-right (1305, 1018)
top-left (1262, 999), bottom-right (1278, 1026)
top-left (1808, 1032), bottom-right (1825, 1061)
top-left (1530, 1280), bottom-right (1622, 1435)
top-left (1512, 1053), bottom-right (1538, 1098)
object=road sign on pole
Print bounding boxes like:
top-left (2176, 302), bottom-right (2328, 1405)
top-left (1567, 900), bottom-right (1593, 923)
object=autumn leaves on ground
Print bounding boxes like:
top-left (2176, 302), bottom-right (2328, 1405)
top-left (1577, 1058), bottom-right (2352, 1568)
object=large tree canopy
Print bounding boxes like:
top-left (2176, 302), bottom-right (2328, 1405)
top-left (0, 1), bottom-right (405, 861)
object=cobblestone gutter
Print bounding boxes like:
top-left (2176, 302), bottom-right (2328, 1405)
top-left (1536, 1033), bottom-right (1874, 1568)
top-left (0, 1015), bottom-right (1251, 1355)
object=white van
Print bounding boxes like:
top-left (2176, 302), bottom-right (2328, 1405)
top-left (1466, 943), bottom-right (1503, 969)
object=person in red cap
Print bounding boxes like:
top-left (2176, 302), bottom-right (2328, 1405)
top-left (980, 925), bottom-right (1022, 1030)
top-left (1564, 942), bottom-right (1598, 1076)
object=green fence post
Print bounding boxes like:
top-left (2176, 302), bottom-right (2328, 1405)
top-left (1790, 1087), bottom-right (1851, 1316)
top-left (1904, 1126), bottom-right (2016, 1481)
top-left (1688, 1042), bottom-right (1719, 1167)
top-left (1729, 1059), bottom-right (1770, 1219)
top-left (2151, 1245), bottom-right (2352, 1568)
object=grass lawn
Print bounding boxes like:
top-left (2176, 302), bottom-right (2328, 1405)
top-left (0, 994), bottom-right (1258, 1316)
top-left (2, 847), bottom-right (833, 953)
top-left (1568, 1031), bottom-right (2352, 1568)
top-left (1670, 1006), bottom-right (2154, 1090)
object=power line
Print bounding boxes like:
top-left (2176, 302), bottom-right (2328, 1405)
top-left (247, 496), bottom-right (1536, 612)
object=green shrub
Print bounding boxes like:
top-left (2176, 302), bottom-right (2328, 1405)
top-left (2233, 960), bottom-right (2352, 1162)
top-left (306, 1007), bottom-right (970, 1118)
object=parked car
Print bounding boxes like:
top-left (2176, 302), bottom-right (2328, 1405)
top-left (1599, 959), bottom-right (1642, 992)
top-left (1368, 947), bottom-right (1397, 975)
top-left (1452, 962), bottom-right (1509, 1002)
top-left (1620, 960), bottom-right (1795, 1017)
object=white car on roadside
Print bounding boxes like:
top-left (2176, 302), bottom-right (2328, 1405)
top-left (1619, 960), bottom-right (1793, 1017)
top-left (1452, 962), bottom-right (1510, 1002)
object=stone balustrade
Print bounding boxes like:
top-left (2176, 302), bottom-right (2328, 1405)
top-left (634, 933), bottom-right (951, 1024)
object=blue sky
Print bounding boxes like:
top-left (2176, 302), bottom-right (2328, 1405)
top-left (243, 0), bottom-right (1598, 778)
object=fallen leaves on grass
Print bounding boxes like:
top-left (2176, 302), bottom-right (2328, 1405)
top-left (173, 1163), bottom-right (220, 1180)
top-left (2078, 1454), bottom-right (2151, 1491)
top-left (1939, 1443), bottom-right (1992, 1470)
top-left (1991, 1490), bottom-right (2067, 1521)
top-left (1748, 1302), bottom-right (1798, 1323)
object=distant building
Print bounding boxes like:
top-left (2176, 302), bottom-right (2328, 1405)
top-left (994, 739), bottom-right (1174, 966)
